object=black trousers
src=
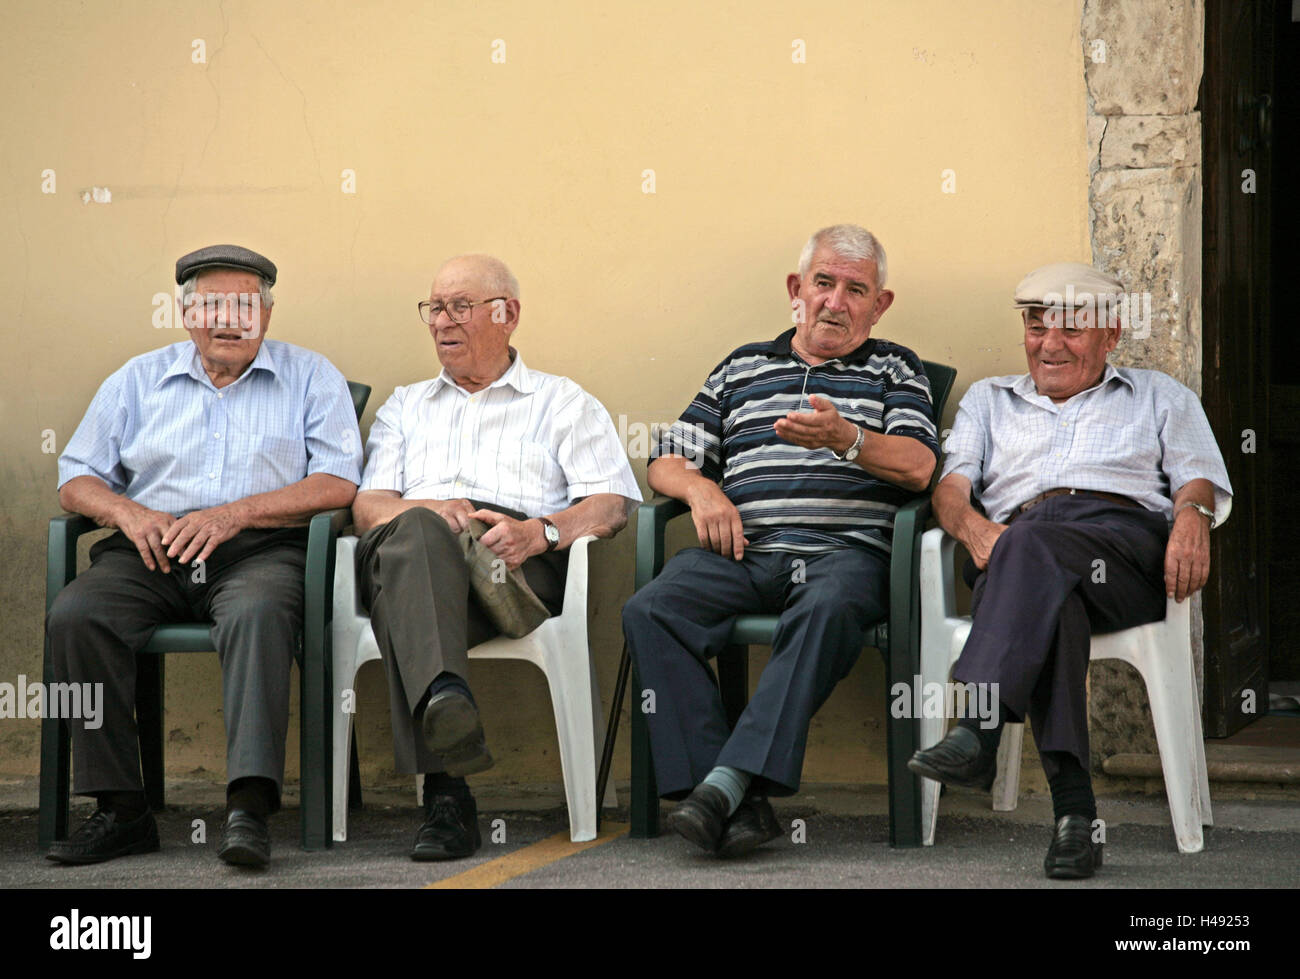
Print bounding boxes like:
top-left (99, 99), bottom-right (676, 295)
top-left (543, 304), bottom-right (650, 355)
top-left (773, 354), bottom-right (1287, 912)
top-left (623, 546), bottom-right (889, 799)
top-left (355, 504), bottom-right (566, 774)
top-left (46, 528), bottom-right (307, 799)
top-left (953, 495), bottom-right (1170, 778)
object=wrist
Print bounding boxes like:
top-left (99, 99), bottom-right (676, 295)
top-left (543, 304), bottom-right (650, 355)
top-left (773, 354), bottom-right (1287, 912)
top-left (832, 420), bottom-right (858, 456)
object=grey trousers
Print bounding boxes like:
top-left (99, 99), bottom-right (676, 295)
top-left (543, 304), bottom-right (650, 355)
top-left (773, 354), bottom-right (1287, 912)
top-left (355, 505), bottom-right (566, 774)
top-left (46, 529), bottom-right (306, 799)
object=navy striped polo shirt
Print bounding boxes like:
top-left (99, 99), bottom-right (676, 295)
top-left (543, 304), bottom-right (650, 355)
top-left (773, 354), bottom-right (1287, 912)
top-left (654, 328), bottom-right (939, 555)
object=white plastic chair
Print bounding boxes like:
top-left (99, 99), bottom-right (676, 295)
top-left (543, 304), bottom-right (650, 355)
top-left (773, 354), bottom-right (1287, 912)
top-left (917, 526), bottom-right (1213, 854)
top-left (331, 533), bottom-right (617, 843)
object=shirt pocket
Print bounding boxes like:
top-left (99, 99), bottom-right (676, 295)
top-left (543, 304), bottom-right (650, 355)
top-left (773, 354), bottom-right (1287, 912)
top-left (238, 433), bottom-right (307, 492)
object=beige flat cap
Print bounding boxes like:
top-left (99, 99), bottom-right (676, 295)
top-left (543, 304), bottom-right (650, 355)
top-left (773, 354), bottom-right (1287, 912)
top-left (1013, 262), bottom-right (1123, 309)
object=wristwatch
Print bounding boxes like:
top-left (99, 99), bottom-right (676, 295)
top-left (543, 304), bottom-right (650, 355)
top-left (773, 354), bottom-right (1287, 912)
top-left (834, 425), bottom-right (865, 462)
top-left (537, 516), bottom-right (560, 551)
top-left (1176, 501), bottom-right (1216, 529)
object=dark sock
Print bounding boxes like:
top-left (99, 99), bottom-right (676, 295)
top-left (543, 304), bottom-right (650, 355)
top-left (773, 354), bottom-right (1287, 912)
top-left (96, 791), bottom-right (148, 820)
top-left (227, 776), bottom-right (278, 817)
top-left (956, 697), bottom-right (1016, 756)
top-left (423, 772), bottom-right (471, 803)
top-left (1045, 752), bottom-right (1096, 823)
top-left (428, 671), bottom-right (476, 708)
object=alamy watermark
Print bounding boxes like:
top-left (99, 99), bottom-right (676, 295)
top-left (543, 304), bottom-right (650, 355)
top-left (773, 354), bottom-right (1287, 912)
top-left (890, 676), bottom-right (1001, 729)
top-left (0, 675), bottom-right (103, 729)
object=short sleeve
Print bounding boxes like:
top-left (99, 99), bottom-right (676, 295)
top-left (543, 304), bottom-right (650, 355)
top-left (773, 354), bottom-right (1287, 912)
top-left (650, 360), bottom-right (727, 483)
top-left (551, 386), bottom-right (643, 505)
top-left (881, 350), bottom-right (940, 459)
top-left (1156, 378), bottom-right (1234, 527)
top-left (303, 358), bottom-right (363, 484)
top-left (359, 388), bottom-right (408, 494)
top-left (58, 369), bottom-right (129, 493)
top-left (940, 382), bottom-right (991, 494)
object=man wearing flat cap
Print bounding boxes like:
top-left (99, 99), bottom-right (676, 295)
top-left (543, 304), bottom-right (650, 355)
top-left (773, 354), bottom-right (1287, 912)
top-left (352, 253), bottom-right (640, 861)
top-left (908, 262), bottom-right (1231, 879)
top-left (47, 244), bottom-right (362, 868)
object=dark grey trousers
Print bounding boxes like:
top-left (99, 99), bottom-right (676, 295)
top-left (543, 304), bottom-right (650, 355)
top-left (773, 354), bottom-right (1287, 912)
top-left (954, 495), bottom-right (1170, 778)
top-left (46, 529), bottom-right (307, 798)
top-left (355, 505), bottom-right (566, 774)
top-left (622, 546), bottom-right (889, 799)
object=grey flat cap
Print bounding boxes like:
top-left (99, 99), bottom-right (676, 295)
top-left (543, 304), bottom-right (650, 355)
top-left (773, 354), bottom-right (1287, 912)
top-left (1013, 262), bottom-right (1122, 308)
top-left (175, 244), bottom-right (277, 286)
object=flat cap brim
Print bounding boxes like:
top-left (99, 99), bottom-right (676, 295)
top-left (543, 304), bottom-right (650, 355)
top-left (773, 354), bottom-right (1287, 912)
top-left (1013, 262), bottom-right (1123, 308)
top-left (176, 244), bottom-right (277, 286)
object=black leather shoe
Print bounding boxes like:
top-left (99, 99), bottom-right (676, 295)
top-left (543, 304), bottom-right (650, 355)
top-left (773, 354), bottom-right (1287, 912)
top-left (411, 794), bottom-right (482, 861)
top-left (1044, 814), bottom-right (1103, 879)
top-left (907, 726), bottom-right (997, 790)
top-left (46, 807), bottom-right (159, 865)
top-left (665, 783), bottom-right (731, 854)
top-left (218, 809), bottom-right (270, 868)
top-left (422, 691), bottom-right (494, 777)
top-left (718, 794), bottom-right (781, 858)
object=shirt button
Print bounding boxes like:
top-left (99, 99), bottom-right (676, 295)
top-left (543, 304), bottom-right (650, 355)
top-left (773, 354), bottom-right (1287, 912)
top-left (208, 472), bottom-right (216, 479)
top-left (213, 432), bottom-right (222, 439)
top-left (217, 392), bottom-right (224, 400)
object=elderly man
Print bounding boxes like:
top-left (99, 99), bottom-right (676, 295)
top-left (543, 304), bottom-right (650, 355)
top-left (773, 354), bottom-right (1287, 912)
top-left (908, 262), bottom-right (1232, 879)
top-left (352, 253), bottom-right (641, 861)
top-left (47, 245), bottom-right (362, 868)
top-left (622, 224), bottom-right (939, 857)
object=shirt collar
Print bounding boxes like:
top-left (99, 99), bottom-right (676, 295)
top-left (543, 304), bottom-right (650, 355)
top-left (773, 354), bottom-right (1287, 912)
top-left (996, 362), bottom-right (1133, 402)
top-left (765, 327), bottom-right (877, 365)
top-left (428, 347), bottom-right (541, 397)
top-left (157, 340), bottom-right (279, 391)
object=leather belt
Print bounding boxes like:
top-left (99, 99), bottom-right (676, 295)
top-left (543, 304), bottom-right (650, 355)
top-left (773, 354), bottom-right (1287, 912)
top-left (1017, 488), bottom-right (1141, 514)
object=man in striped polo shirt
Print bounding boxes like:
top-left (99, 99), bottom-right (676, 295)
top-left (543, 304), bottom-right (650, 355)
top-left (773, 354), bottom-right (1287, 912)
top-left (623, 224), bottom-right (939, 857)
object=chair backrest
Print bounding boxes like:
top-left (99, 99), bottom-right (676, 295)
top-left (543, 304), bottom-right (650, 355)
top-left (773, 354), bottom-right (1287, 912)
top-left (919, 360), bottom-right (956, 422)
top-left (346, 381), bottom-right (371, 421)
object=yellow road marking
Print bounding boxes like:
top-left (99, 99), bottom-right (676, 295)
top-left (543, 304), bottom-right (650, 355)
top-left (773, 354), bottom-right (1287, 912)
top-left (426, 822), bottom-right (629, 889)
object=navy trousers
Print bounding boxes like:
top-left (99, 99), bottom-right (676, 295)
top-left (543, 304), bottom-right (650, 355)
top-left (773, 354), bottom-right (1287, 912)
top-left (623, 546), bottom-right (888, 798)
top-left (953, 495), bottom-right (1169, 778)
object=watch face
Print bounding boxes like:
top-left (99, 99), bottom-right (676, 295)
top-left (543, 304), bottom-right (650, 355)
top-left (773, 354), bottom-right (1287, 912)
top-left (544, 523), bottom-right (560, 544)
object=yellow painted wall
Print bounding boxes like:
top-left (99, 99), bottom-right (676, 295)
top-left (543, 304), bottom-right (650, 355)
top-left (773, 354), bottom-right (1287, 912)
top-left (0, 0), bottom-right (1088, 794)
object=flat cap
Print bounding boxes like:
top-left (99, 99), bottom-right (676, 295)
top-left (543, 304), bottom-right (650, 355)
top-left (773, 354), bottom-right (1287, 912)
top-left (1013, 262), bottom-right (1122, 309)
top-left (175, 244), bottom-right (277, 286)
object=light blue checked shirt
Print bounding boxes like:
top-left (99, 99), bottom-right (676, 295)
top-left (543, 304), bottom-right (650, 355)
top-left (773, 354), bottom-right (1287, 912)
top-left (941, 364), bottom-right (1232, 525)
top-left (59, 340), bottom-right (363, 516)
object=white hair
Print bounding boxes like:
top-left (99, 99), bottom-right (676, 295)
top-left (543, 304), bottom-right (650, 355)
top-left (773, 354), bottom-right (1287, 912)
top-left (797, 224), bottom-right (888, 286)
top-left (181, 271), bottom-right (275, 309)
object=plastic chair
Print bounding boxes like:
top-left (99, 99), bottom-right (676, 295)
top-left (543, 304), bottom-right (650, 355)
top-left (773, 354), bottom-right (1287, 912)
top-left (38, 381), bottom-right (371, 853)
top-left (628, 360), bottom-right (957, 848)
top-left (330, 533), bottom-right (617, 843)
top-left (917, 526), bottom-right (1213, 853)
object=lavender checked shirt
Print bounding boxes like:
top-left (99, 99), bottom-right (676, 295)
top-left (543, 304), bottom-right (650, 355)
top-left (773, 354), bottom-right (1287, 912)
top-left (940, 364), bottom-right (1233, 525)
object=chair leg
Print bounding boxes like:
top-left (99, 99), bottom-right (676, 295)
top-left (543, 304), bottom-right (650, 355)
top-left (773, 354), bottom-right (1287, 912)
top-left (349, 729), bottom-right (364, 810)
top-left (590, 656), bottom-right (619, 811)
top-left (883, 642), bottom-right (922, 848)
top-left (332, 710), bottom-right (357, 843)
top-left (540, 639), bottom-right (598, 843)
top-left (38, 636), bottom-right (70, 848)
top-left (300, 650), bottom-right (330, 852)
top-left (629, 661), bottom-right (659, 838)
top-left (136, 656), bottom-right (166, 812)
top-left (991, 724), bottom-right (1023, 812)
top-left (1142, 654), bottom-right (1206, 854)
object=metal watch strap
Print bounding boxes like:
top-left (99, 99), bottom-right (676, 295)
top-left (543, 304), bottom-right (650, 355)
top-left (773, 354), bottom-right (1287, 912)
top-left (1177, 501), bottom-right (1216, 529)
top-left (834, 425), bottom-right (865, 461)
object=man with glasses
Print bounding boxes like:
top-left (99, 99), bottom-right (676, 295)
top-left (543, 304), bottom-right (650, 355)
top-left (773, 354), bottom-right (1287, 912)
top-left (622, 224), bottom-right (939, 857)
top-left (47, 244), bottom-right (362, 868)
top-left (908, 263), bottom-right (1232, 879)
top-left (352, 253), bottom-right (640, 861)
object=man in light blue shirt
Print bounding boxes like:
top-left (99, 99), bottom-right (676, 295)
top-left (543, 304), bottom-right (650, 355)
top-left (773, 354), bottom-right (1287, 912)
top-left (909, 262), bottom-right (1232, 880)
top-left (46, 244), bottom-right (361, 869)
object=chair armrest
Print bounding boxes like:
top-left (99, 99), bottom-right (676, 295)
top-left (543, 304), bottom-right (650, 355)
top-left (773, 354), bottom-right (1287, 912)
top-left (634, 495), bottom-right (690, 591)
top-left (920, 526), bottom-right (961, 627)
top-left (304, 508), bottom-right (351, 650)
top-left (886, 495), bottom-right (933, 657)
top-left (561, 535), bottom-right (598, 618)
top-left (46, 513), bottom-right (101, 613)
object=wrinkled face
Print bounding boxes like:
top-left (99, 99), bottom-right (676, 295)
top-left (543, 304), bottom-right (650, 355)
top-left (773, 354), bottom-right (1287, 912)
top-left (786, 245), bottom-right (894, 363)
top-left (1023, 306), bottom-right (1120, 402)
top-left (181, 268), bottom-right (270, 377)
top-left (427, 257), bottom-right (518, 384)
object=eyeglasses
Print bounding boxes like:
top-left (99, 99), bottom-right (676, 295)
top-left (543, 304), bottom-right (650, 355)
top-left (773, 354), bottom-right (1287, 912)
top-left (418, 296), bottom-right (508, 325)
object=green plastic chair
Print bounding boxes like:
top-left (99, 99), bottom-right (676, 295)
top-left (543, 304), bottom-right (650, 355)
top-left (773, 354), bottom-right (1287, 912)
top-left (627, 361), bottom-right (955, 848)
top-left (38, 380), bottom-right (371, 853)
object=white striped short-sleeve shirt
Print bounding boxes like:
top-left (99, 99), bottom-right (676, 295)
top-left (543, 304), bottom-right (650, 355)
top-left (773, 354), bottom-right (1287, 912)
top-left (359, 351), bottom-right (642, 516)
top-left (941, 364), bottom-right (1233, 525)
